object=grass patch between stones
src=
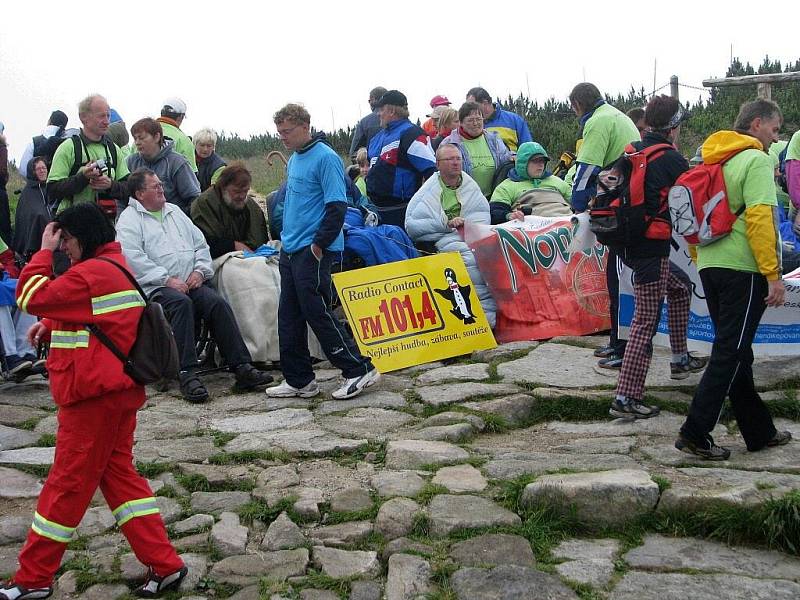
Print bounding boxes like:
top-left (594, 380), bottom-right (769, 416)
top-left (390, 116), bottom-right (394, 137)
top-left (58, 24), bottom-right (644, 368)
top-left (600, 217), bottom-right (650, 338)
top-left (175, 473), bottom-right (256, 493)
top-left (208, 449), bottom-right (290, 465)
top-left (135, 461), bottom-right (175, 478)
top-left (34, 433), bottom-right (56, 447)
top-left (238, 496), bottom-right (309, 525)
top-left (6, 463), bottom-right (50, 477)
top-left (298, 570), bottom-right (351, 598)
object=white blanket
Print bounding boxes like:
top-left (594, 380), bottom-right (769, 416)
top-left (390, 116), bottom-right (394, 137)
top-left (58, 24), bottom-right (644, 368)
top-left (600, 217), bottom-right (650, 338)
top-left (212, 250), bottom-right (323, 362)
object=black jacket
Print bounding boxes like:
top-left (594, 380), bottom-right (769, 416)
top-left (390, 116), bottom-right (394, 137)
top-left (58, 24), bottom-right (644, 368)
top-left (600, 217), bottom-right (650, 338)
top-left (621, 132), bottom-right (689, 259)
top-left (13, 160), bottom-right (53, 262)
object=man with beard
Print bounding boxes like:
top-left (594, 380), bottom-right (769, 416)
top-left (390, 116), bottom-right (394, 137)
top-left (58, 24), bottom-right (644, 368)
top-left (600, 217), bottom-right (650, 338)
top-left (191, 164), bottom-right (269, 258)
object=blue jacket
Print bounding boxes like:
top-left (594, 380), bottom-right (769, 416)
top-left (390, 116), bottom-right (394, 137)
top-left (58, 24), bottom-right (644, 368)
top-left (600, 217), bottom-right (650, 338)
top-left (484, 103), bottom-right (533, 152)
top-left (366, 119), bottom-right (436, 205)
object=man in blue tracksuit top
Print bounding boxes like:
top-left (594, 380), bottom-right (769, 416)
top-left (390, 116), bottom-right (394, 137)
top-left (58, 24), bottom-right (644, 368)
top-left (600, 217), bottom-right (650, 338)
top-left (267, 103), bottom-right (380, 401)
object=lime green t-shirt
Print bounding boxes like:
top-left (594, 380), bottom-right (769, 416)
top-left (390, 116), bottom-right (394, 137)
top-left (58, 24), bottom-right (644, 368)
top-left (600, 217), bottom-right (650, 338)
top-left (440, 184), bottom-right (461, 220)
top-left (697, 149), bottom-right (777, 274)
top-left (577, 103), bottom-right (640, 168)
top-left (490, 175), bottom-right (572, 207)
top-left (355, 176), bottom-right (368, 199)
top-left (160, 122), bottom-right (198, 171)
top-left (0, 237), bottom-right (7, 254)
top-left (786, 130), bottom-right (800, 161)
top-left (462, 135), bottom-right (495, 197)
top-left (147, 209), bottom-right (164, 223)
top-left (769, 140), bottom-right (790, 209)
top-left (48, 135), bottom-right (130, 208)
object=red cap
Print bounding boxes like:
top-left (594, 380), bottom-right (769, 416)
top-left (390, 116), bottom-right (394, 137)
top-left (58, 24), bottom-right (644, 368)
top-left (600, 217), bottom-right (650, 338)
top-left (429, 95), bottom-right (451, 108)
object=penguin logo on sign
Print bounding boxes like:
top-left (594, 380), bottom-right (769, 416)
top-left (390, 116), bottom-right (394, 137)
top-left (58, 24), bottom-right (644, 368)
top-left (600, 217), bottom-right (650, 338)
top-left (434, 268), bottom-right (476, 324)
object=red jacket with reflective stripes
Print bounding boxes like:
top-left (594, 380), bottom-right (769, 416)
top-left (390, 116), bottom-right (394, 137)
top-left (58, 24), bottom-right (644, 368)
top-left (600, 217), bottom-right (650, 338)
top-left (16, 242), bottom-right (146, 407)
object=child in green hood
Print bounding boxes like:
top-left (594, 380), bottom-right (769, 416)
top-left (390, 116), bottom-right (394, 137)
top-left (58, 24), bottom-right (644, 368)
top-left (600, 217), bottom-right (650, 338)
top-left (489, 142), bottom-right (572, 224)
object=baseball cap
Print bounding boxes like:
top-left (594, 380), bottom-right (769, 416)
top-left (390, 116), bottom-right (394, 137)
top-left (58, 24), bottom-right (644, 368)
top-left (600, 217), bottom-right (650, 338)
top-left (429, 95), bottom-right (451, 108)
top-left (162, 97), bottom-right (187, 115)
top-left (376, 90), bottom-right (408, 108)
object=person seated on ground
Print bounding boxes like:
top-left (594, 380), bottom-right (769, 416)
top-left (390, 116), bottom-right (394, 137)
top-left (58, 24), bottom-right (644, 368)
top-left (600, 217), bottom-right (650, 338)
top-left (13, 157), bottom-right (53, 265)
top-left (127, 118), bottom-right (200, 215)
top-left (405, 143), bottom-right (497, 327)
top-left (442, 102), bottom-right (513, 199)
top-left (431, 108), bottom-right (459, 151)
top-left (490, 142), bottom-right (572, 223)
top-left (191, 164), bottom-right (269, 258)
top-left (1, 237), bottom-right (45, 378)
top-left (116, 168), bottom-right (272, 403)
top-left (194, 128), bottom-right (227, 192)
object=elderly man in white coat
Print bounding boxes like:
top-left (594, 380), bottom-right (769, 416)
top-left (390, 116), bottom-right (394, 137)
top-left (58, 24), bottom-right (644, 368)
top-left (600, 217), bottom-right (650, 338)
top-left (405, 143), bottom-right (497, 327)
top-left (116, 168), bottom-right (272, 403)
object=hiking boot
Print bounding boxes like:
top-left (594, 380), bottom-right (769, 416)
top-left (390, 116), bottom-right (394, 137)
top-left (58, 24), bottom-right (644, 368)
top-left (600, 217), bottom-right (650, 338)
top-left (597, 354), bottom-right (624, 369)
top-left (609, 398), bottom-right (660, 420)
top-left (134, 565), bottom-right (188, 598)
top-left (675, 434), bottom-right (731, 461)
top-left (332, 367), bottom-right (381, 400)
top-left (670, 353), bottom-right (708, 380)
top-left (265, 379), bottom-right (320, 399)
top-left (233, 364), bottom-right (274, 392)
top-left (593, 344), bottom-right (616, 358)
top-left (766, 430), bottom-right (792, 447)
top-left (0, 582), bottom-right (53, 600)
top-left (179, 371), bottom-right (209, 403)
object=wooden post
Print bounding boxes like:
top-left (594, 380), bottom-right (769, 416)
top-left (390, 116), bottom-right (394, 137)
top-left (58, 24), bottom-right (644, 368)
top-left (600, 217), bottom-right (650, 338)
top-left (703, 72), bottom-right (800, 99)
top-left (757, 82), bottom-right (772, 100)
top-left (670, 75), bottom-right (679, 100)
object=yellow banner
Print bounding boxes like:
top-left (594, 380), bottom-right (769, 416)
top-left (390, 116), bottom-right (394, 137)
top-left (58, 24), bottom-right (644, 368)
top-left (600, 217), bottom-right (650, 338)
top-left (333, 253), bottom-right (496, 372)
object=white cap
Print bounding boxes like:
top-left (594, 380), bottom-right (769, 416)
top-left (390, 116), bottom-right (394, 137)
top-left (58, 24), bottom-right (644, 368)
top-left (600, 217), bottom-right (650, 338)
top-left (161, 97), bottom-right (187, 115)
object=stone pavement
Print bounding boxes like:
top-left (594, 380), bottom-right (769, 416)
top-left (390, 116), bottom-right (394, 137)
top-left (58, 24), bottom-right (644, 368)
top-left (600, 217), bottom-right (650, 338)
top-left (1, 335), bottom-right (799, 599)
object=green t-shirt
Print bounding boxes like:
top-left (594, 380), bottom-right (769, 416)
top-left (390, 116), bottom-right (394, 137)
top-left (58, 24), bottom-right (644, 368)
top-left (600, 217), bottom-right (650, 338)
top-left (462, 135), bottom-right (495, 197)
top-left (577, 103), bottom-right (640, 168)
top-left (355, 176), bottom-right (368, 199)
top-left (490, 175), bottom-right (572, 207)
top-left (786, 130), bottom-right (800, 161)
top-left (147, 209), bottom-right (164, 223)
top-left (697, 149), bottom-right (777, 274)
top-left (0, 237), bottom-right (7, 254)
top-left (440, 184), bottom-right (460, 220)
top-left (769, 140), bottom-right (790, 209)
top-left (160, 122), bottom-right (198, 171)
top-left (48, 135), bottom-right (130, 207)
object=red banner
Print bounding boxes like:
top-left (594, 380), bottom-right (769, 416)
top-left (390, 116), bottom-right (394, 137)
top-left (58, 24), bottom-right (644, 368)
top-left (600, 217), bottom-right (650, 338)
top-left (465, 217), bottom-right (610, 343)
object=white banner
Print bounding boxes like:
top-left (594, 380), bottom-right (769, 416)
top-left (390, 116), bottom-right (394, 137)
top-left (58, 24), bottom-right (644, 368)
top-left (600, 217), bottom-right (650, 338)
top-left (618, 236), bottom-right (800, 356)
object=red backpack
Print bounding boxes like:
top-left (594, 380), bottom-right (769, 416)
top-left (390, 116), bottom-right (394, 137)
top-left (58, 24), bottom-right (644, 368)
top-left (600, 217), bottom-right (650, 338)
top-left (668, 151), bottom-right (744, 246)
top-left (589, 143), bottom-right (674, 247)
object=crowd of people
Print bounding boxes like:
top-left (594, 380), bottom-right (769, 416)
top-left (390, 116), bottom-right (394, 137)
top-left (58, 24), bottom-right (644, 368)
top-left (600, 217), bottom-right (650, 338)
top-left (0, 84), bottom-right (797, 599)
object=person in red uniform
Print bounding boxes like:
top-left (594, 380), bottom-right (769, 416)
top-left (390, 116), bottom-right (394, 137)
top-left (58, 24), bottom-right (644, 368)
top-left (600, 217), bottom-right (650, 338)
top-left (1, 203), bottom-right (186, 600)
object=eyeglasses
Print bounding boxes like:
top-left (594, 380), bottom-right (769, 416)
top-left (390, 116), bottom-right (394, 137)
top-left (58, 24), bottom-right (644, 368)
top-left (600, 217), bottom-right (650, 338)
top-left (463, 116), bottom-right (483, 125)
top-left (276, 124), bottom-right (300, 137)
top-left (145, 183), bottom-right (164, 191)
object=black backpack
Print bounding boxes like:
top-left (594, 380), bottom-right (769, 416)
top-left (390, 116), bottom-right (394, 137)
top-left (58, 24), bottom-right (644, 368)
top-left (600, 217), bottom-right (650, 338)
top-left (32, 128), bottom-right (67, 167)
top-left (87, 257), bottom-right (179, 385)
top-left (67, 134), bottom-right (118, 177)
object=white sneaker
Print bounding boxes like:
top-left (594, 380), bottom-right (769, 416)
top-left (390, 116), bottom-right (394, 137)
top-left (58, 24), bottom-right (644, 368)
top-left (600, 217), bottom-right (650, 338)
top-left (332, 368), bottom-right (381, 399)
top-left (265, 379), bottom-right (320, 398)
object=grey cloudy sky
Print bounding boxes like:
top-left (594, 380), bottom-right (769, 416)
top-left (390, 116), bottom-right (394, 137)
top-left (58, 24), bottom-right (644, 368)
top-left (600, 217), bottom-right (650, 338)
top-left (2, 0), bottom-right (798, 163)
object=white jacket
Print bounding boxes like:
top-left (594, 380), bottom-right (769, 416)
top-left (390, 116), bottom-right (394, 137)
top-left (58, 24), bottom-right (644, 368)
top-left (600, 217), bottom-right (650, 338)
top-left (116, 198), bottom-right (213, 296)
top-left (405, 172), bottom-right (497, 327)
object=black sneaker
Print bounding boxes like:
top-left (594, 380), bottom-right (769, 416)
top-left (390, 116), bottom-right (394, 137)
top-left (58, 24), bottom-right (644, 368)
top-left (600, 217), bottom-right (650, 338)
top-left (766, 430), bottom-right (792, 447)
top-left (134, 565), bottom-right (188, 598)
top-left (598, 354), bottom-right (624, 369)
top-left (670, 353), bottom-right (708, 380)
top-left (234, 364), bottom-right (274, 392)
top-left (675, 434), bottom-right (731, 461)
top-left (609, 398), bottom-right (660, 419)
top-left (0, 582), bottom-right (53, 599)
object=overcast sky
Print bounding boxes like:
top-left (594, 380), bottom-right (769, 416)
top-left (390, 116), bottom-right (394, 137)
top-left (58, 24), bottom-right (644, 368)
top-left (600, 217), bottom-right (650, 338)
top-left (2, 0), bottom-right (799, 163)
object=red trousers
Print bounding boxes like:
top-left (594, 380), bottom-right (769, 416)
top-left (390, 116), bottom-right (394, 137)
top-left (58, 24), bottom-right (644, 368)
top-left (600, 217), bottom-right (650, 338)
top-left (14, 389), bottom-right (184, 588)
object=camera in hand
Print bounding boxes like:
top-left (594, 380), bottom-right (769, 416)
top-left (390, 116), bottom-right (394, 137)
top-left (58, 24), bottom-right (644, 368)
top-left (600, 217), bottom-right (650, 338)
top-left (95, 158), bottom-right (109, 175)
